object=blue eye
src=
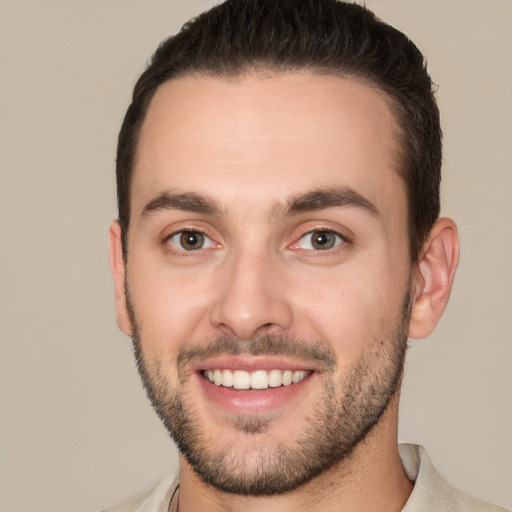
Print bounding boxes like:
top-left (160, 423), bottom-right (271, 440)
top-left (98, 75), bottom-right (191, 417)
top-left (297, 230), bottom-right (343, 250)
top-left (167, 231), bottom-right (213, 251)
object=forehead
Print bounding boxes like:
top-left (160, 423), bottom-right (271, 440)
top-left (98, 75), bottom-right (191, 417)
top-left (132, 72), bottom-right (406, 221)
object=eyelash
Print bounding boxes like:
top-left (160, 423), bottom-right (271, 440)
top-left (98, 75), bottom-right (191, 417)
top-left (164, 230), bottom-right (217, 253)
top-left (163, 227), bottom-right (348, 255)
top-left (291, 228), bottom-right (348, 253)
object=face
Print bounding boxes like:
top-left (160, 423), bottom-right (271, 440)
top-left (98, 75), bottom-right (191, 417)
top-left (115, 73), bottom-right (414, 494)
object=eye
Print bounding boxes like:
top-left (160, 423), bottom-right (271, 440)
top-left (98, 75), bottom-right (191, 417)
top-left (167, 230), bottom-right (214, 251)
top-left (296, 230), bottom-right (344, 251)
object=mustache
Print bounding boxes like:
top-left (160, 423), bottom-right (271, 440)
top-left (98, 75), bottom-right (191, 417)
top-left (177, 334), bottom-right (337, 371)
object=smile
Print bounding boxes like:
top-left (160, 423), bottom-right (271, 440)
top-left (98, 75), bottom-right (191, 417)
top-left (202, 369), bottom-right (310, 390)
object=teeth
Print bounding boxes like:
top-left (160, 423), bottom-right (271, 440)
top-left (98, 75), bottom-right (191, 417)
top-left (222, 369), bottom-right (233, 387)
top-left (251, 370), bottom-right (269, 389)
top-left (268, 369), bottom-right (283, 388)
top-left (233, 370), bottom-right (251, 389)
top-left (203, 369), bottom-right (310, 389)
top-left (292, 370), bottom-right (308, 383)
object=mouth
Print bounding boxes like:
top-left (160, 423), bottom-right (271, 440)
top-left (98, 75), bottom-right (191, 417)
top-left (194, 358), bottom-right (316, 416)
top-left (202, 368), bottom-right (310, 390)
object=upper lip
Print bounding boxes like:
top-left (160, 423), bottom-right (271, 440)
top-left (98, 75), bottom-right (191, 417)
top-left (190, 355), bottom-right (317, 373)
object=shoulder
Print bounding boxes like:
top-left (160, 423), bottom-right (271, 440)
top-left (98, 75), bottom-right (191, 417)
top-left (100, 472), bottom-right (179, 512)
top-left (400, 444), bottom-right (509, 512)
top-left (101, 489), bottom-right (153, 512)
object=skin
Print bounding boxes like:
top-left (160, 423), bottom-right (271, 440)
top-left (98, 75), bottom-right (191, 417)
top-left (110, 72), bottom-right (459, 512)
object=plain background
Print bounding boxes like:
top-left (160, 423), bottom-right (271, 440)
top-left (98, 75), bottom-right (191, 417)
top-left (1, 1), bottom-right (511, 511)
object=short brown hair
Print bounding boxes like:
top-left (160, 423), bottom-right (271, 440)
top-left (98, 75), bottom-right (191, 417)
top-left (116, 0), bottom-right (441, 262)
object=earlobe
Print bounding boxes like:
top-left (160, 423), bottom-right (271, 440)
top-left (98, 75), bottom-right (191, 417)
top-left (108, 221), bottom-right (132, 336)
top-left (408, 218), bottom-right (460, 339)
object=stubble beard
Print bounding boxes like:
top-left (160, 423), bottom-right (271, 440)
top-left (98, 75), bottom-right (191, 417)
top-left (126, 287), bottom-right (412, 496)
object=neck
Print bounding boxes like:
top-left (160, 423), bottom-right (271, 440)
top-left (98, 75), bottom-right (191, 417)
top-left (176, 395), bottom-right (413, 512)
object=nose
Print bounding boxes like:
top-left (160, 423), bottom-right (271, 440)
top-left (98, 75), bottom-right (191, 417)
top-left (209, 248), bottom-right (293, 340)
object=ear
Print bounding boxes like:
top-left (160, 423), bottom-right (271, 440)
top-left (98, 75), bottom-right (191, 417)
top-left (109, 221), bottom-right (132, 336)
top-left (408, 217), bottom-right (460, 339)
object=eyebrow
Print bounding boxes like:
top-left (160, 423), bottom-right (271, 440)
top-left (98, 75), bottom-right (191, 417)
top-left (282, 186), bottom-right (379, 218)
top-left (141, 191), bottom-right (221, 218)
top-left (140, 186), bottom-right (379, 221)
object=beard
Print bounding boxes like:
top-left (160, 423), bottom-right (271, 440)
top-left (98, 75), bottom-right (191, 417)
top-left (126, 286), bottom-right (412, 496)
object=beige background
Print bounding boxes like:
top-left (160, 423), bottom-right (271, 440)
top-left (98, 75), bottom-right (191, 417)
top-left (1, 1), bottom-right (511, 511)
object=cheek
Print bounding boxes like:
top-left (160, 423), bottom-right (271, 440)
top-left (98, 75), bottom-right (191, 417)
top-left (289, 263), bottom-right (408, 361)
top-left (127, 259), bottom-right (217, 351)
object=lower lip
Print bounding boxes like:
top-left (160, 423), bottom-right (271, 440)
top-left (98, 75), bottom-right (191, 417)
top-left (197, 372), bottom-right (314, 415)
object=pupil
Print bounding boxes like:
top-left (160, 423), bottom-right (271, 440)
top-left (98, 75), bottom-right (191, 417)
top-left (181, 231), bottom-right (203, 250)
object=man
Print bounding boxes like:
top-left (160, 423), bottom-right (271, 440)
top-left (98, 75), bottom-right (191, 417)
top-left (106, 0), bottom-right (507, 511)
